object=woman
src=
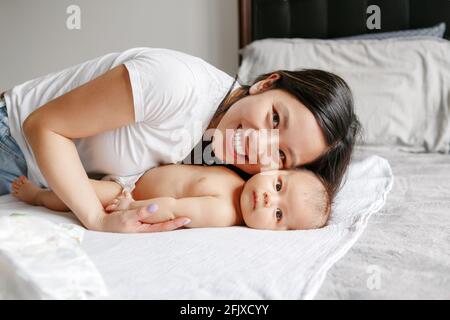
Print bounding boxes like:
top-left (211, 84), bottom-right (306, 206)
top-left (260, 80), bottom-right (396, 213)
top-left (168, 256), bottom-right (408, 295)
top-left (0, 47), bottom-right (359, 233)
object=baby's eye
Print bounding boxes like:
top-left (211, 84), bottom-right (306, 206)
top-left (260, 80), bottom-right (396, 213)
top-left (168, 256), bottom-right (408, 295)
top-left (279, 150), bottom-right (286, 166)
top-left (276, 208), bottom-right (283, 221)
top-left (272, 110), bottom-right (280, 128)
top-left (275, 179), bottom-right (282, 192)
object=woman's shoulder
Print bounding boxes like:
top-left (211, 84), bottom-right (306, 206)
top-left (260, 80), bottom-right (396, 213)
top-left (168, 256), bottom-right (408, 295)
top-left (124, 47), bottom-right (236, 125)
top-left (125, 47), bottom-right (235, 93)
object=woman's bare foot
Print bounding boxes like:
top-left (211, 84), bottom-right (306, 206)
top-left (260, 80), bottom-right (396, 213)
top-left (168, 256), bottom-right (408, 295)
top-left (11, 176), bottom-right (42, 205)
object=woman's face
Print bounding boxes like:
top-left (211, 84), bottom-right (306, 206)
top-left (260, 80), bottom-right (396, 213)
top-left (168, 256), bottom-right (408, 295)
top-left (211, 73), bottom-right (328, 174)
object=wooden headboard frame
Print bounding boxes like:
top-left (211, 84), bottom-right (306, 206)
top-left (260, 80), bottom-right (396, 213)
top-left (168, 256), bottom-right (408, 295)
top-left (239, 0), bottom-right (253, 51)
top-left (239, 0), bottom-right (450, 57)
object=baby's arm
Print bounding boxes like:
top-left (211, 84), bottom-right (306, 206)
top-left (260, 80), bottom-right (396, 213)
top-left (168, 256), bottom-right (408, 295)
top-left (130, 196), bottom-right (234, 228)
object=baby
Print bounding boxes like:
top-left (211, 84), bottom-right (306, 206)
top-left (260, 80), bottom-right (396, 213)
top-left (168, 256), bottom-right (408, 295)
top-left (11, 164), bottom-right (331, 231)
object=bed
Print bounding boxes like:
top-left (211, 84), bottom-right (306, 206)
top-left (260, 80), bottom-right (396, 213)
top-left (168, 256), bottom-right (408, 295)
top-left (0, 146), bottom-right (447, 299)
top-left (238, 0), bottom-right (450, 299)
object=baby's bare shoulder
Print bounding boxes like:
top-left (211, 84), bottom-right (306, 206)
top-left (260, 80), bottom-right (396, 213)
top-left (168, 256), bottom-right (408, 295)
top-left (193, 166), bottom-right (243, 195)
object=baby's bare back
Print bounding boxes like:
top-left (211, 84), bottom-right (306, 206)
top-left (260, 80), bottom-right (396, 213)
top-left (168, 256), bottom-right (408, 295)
top-left (132, 164), bottom-right (243, 201)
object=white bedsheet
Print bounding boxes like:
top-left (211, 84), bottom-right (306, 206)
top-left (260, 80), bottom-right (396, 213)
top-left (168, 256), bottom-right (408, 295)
top-left (0, 155), bottom-right (392, 299)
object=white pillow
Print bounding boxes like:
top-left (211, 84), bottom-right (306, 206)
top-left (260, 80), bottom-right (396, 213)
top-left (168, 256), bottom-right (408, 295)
top-left (238, 37), bottom-right (450, 153)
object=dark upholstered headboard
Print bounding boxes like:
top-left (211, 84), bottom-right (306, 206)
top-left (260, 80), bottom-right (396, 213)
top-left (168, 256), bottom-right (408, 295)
top-left (239, 0), bottom-right (450, 50)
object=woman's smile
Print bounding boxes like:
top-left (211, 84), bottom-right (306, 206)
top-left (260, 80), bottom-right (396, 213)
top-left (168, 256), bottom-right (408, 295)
top-left (233, 127), bottom-right (247, 157)
top-left (226, 125), bottom-right (250, 163)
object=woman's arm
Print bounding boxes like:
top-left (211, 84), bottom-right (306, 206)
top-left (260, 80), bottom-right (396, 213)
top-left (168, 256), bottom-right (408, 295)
top-left (23, 64), bottom-right (190, 233)
top-left (23, 65), bottom-right (134, 230)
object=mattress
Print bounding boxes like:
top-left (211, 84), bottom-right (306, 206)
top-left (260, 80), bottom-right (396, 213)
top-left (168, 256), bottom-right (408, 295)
top-left (316, 145), bottom-right (450, 299)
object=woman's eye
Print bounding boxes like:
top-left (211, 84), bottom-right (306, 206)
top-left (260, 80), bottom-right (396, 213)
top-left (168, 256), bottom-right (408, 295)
top-left (279, 150), bottom-right (286, 165)
top-left (276, 208), bottom-right (283, 221)
top-left (276, 179), bottom-right (282, 192)
top-left (272, 110), bottom-right (280, 128)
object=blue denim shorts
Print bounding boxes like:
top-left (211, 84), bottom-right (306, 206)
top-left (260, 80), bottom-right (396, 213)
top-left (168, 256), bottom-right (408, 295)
top-left (0, 97), bottom-right (28, 195)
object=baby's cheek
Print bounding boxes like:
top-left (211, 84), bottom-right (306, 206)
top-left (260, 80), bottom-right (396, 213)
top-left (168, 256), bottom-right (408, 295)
top-left (241, 209), bottom-right (256, 228)
top-left (245, 210), bottom-right (269, 229)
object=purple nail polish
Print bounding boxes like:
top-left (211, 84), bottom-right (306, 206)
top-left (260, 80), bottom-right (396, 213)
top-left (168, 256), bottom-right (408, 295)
top-left (147, 203), bottom-right (158, 213)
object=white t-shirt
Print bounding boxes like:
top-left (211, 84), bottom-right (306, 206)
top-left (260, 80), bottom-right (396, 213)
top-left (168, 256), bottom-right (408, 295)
top-left (4, 47), bottom-right (240, 191)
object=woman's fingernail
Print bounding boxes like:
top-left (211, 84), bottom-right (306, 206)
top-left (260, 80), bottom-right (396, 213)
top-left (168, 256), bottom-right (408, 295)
top-left (182, 218), bottom-right (191, 226)
top-left (147, 204), bottom-right (158, 213)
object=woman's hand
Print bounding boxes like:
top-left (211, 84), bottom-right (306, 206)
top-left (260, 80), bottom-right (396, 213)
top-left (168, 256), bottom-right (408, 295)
top-left (101, 192), bottom-right (191, 233)
top-left (98, 206), bottom-right (190, 233)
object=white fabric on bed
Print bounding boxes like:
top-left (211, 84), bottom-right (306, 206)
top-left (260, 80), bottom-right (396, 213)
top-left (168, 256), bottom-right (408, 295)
top-left (0, 214), bottom-right (107, 299)
top-left (238, 37), bottom-right (450, 153)
top-left (0, 156), bottom-right (392, 299)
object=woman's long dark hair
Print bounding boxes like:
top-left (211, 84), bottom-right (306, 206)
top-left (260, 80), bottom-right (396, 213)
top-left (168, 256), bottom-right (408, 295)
top-left (211, 69), bottom-right (361, 198)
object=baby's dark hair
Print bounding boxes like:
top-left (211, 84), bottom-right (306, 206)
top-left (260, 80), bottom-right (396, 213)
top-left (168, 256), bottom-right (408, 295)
top-left (296, 169), bottom-right (332, 229)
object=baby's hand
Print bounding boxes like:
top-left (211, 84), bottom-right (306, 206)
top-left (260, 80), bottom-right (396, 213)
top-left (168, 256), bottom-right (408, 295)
top-left (105, 189), bottom-right (135, 212)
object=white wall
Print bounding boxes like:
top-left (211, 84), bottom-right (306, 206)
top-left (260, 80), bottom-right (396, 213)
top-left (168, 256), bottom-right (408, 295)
top-left (0, 0), bottom-right (239, 91)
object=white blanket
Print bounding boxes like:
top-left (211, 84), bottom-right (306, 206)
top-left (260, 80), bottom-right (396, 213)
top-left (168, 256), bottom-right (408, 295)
top-left (0, 156), bottom-right (393, 299)
top-left (0, 214), bottom-right (107, 299)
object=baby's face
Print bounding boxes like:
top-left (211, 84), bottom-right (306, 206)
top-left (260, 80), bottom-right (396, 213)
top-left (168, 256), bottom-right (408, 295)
top-left (240, 170), bottom-right (325, 230)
